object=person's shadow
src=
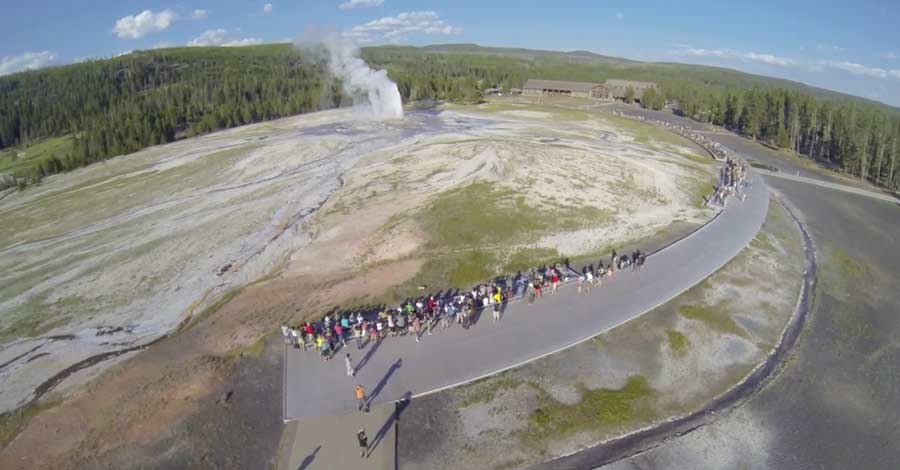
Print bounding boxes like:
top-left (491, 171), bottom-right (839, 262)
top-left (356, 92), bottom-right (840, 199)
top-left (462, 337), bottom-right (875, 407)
top-left (355, 336), bottom-right (383, 372)
top-left (368, 391), bottom-right (412, 456)
top-left (297, 445), bottom-right (320, 470)
top-left (368, 358), bottom-right (402, 404)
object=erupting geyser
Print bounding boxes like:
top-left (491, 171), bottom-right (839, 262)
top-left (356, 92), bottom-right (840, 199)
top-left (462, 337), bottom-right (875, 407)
top-left (296, 35), bottom-right (403, 120)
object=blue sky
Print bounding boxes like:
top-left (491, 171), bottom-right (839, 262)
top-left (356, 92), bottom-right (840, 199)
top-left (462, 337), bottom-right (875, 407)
top-left (2, 0), bottom-right (900, 106)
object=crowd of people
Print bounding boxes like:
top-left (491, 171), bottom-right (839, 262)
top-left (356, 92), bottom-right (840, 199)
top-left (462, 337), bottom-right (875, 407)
top-left (606, 110), bottom-right (753, 209)
top-left (609, 109), bottom-right (731, 160)
top-left (282, 249), bottom-right (650, 361)
top-left (707, 156), bottom-right (750, 208)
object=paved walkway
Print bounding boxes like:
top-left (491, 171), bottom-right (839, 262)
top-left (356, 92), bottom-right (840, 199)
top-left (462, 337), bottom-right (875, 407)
top-left (277, 403), bottom-right (396, 470)
top-left (284, 173), bottom-right (769, 420)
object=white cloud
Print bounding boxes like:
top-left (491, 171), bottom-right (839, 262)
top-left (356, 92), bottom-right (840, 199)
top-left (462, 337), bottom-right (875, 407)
top-left (188, 29), bottom-right (262, 47)
top-left (745, 52), bottom-right (794, 66)
top-left (881, 52), bottom-right (898, 60)
top-left (263, 3), bottom-right (273, 14)
top-left (815, 44), bottom-right (845, 52)
top-left (192, 9), bottom-right (211, 19)
top-left (152, 41), bottom-right (177, 49)
top-left (340, 0), bottom-right (384, 9)
top-left (113, 9), bottom-right (175, 39)
top-left (615, 12), bottom-right (624, 20)
top-left (822, 60), bottom-right (900, 79)
top-left (0, 50), bottom-right (56, 75)
top-left (345, 11), bottom-right (462, 43)
top-left (676, 46), bottom-right (795, 66)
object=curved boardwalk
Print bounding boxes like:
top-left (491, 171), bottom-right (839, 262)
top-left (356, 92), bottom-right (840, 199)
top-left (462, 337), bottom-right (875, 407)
top-left (284, 173), bottom-right (769, 420)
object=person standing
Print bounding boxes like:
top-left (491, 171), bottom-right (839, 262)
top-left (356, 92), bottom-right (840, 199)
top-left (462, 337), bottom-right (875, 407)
top-left (355, 385), bottom-right (369, 413)
top-left (345, 353), bottom-right (355, 377)
top-left (412, 315), bottom-right (422, 342)
top-left (357, 428), bottom-right (369, 458)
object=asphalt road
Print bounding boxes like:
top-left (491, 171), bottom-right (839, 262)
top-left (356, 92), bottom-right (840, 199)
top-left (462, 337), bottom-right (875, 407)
top-left (284, 171), bottom-right (769, 420)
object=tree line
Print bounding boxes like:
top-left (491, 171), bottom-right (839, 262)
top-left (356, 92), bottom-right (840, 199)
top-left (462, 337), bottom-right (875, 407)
top-left (1, 45), bottom-right (333, 186)
top-left (2, 43), bottom-right (899, 192)
top-left (657, 83), bottom-right (900, 189)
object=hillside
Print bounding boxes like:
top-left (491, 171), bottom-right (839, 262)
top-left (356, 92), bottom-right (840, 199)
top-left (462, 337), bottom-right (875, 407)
top-left (406, 44), bottom-right (898, 110)
top-left (1, 42), bottom-right (898, 191)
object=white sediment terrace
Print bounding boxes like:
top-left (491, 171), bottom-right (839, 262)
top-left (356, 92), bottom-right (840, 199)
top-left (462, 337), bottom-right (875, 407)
top-left (0, 104), bottom-right (715, 412)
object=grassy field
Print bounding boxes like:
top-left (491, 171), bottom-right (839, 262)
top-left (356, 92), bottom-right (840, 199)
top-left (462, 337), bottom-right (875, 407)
top-left (602, 114), bottom-right (698, 148)
top-left (412, 181), bottom-right (617, 287)
top-left (666, 329), bottom-right (690, 356)
top-left (522, 376), bottom-right (654, 446)
top-left (678, 302), bottom-right (747, 338)
top-left (0, 135), bottom-right (74, 178)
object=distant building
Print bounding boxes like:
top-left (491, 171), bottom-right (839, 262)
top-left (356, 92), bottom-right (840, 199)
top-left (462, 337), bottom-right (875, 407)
top-left (603, 79), bottom-right (658, 101)
top-left (522, 78), bottom-right (657, 101)
top-left (522, 79), bottom-right (609, 99)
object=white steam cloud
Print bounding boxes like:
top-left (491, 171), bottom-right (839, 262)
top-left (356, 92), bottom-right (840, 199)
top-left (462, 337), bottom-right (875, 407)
top-left (296, 34), bottom-right (403, 120)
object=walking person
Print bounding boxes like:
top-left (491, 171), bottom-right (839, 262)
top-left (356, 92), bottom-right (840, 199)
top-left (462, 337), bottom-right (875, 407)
top-left (492, 303), bottom-right (501, 324)
top-left (412, 315), bottom-right (422, 342)
top-left (335, 323), bottom-right (345, 349)
top-left (355, 384), bottom-right (369, 413)
top-left (345, 353), bottom-right (355, 377)
top-left (357, 428), bottom-right (369, 458)
top-left (442, 303), bottom-right (452, 329)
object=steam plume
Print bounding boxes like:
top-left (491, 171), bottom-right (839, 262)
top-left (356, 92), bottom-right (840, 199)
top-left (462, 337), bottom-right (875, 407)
top-left (296, 34), bottom-right (403, 120)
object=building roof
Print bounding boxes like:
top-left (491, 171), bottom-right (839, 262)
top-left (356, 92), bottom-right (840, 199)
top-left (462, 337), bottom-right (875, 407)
top-left (523, 79), bottom-right (603, 93)
top-left (604, 79), bottom-right (657, 89)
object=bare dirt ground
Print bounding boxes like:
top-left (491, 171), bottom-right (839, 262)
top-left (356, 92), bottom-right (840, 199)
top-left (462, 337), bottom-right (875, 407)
top-left (0, 103), bottom-right (716, 468)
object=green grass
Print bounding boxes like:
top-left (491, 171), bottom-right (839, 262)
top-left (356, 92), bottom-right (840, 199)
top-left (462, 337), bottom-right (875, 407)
top-left (421, 181), bottom-right (545, 250)
top-left (458, 374), bottom-right (524, 408)
top-left (412, 181), bottom-right (613, 288)
top-left (449, 250), bottom-right (499, 287)
top-left (687, 174), bottom-right (718, 209)
top-left (522, 376), bottom-right (654, 443)
top-left (420, 182), bottom-right (613, 250)
top-left (0, 399), bottom-right (59, 449)
top-left (678, 302), bottom-right (747, 337)
top-left (666, 329), bottom-right (690, 356)
top-left (750, 232), bottom-right (776, 252)
top-left (602, 114), bottom-right (698, 148)
top-left (674, 149), bottom-right (714, 165)
top-left (503, 247), bottom-right (562, 274)
top-left (0, 135), bottom-right (74, 176)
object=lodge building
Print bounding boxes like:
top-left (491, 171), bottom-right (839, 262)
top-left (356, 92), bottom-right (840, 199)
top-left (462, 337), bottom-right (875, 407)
top-left (522, 78), bottom-right (658, 101)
